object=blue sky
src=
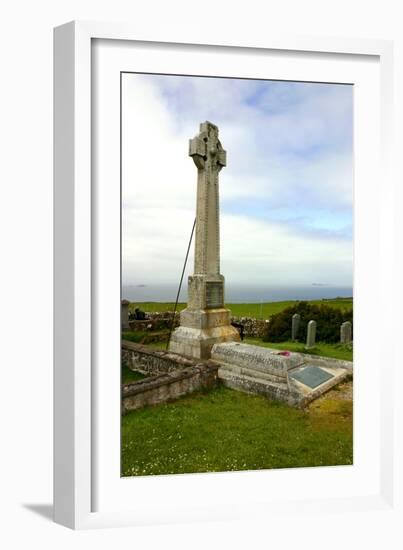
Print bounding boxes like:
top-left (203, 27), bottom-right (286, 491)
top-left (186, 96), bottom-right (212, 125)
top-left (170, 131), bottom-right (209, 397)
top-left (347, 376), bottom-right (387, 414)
top-left (122, 73), bottom-right (353, 289)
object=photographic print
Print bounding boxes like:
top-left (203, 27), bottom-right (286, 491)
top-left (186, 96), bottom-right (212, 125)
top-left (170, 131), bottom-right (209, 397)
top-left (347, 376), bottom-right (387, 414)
top-left (120, 73), bottom-right (353, 477)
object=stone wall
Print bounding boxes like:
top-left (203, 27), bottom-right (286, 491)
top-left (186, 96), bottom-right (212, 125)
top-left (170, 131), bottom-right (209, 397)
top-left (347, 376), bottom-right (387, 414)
top-left (128, 313), bottom-right (179, 333)
top-left (231, 316), bottom-right (269, 338)
top-left (122, 340), bottom-right (194, 376)
top-left (122, 341), bottom-right (219, 411)
top-left (126, 311), bottom-right (268, 339)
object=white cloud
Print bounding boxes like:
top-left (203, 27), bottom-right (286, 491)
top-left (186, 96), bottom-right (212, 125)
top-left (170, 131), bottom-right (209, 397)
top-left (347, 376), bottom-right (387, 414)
top-left (121, 73), bottom-right (353, 289)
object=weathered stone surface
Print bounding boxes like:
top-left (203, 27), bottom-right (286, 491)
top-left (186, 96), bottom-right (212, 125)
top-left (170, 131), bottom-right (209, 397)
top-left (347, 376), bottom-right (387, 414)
top-left (211, 341), bottom-right (352, 407)
top-left (230, 316), bottom-right (269, 338)
top-left (121, 300), bottom-right (130, 330)
top-left (340, 321), bottom-right (352, 344)
top-left (305, 320), bottom-right (317, 349)
top-left (218, 366), bottom-right (291, 403)
top-left (122, 366), bottom-right (218, 412)
top-left (169, 122), bottom-right (240, 358)
top-left (291, 313), bottom-right (301, 341)
top-left (211, 342), bottom-right (304, 378)
top-left (122, 340), bottom-right (197, 376)
top-left (169, 324), bottom-right (240, 360)
top-left (190, 121), bottom-right (225, 276)
top-left (121, 340), bottom-right (219, 411)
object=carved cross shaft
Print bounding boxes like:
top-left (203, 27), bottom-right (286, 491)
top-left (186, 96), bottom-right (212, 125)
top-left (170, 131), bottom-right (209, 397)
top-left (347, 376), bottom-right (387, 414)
top-left (189, 121), bottom-right (226, 275)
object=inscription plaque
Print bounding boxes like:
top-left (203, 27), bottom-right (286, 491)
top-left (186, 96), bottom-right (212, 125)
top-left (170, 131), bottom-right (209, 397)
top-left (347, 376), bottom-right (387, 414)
top-left (205, 282), bottom-right (224, 309)
top-left (290, 365), bottom-right (334, 389)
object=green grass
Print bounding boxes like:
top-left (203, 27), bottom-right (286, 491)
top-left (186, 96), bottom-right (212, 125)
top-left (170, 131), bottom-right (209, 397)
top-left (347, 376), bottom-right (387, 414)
top-left (128, 298), bottom-right (353, 318)
top-left (121, 385), bottom-right (353, 476)
top-left (122, 331), bottom-right (148, 343)
top-left (122, 331), bottom-right (352, 360)
top-left (244, 338), bottom-right (353, 362)
top-left (122, 364), bottom-right (146, 384)
top-left (122, 331), bottom-right (170, 350)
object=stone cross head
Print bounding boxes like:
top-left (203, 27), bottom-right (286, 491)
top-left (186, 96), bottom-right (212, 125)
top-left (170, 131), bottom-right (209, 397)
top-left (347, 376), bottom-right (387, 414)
top-left (189, 121), bottom-right (227, 171)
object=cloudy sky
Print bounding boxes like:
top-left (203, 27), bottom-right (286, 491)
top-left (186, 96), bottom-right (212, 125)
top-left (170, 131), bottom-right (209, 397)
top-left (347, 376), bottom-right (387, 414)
top-left (122, 73), bottom-right (353, 293)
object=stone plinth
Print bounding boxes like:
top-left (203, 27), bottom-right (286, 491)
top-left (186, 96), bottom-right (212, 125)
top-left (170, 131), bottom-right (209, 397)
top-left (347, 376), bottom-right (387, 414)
top-left (169, 275), bottom-right (240, 358)
top-left (169, 322), bottom-right (240, 360)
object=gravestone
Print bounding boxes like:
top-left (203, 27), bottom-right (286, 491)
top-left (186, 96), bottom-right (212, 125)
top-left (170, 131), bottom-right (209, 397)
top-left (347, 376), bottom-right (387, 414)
top-left (169, 122), bottom-right (240, 359)
top-left (305, 320), bottom-right (317, 349)
top-left (340, 321), bottom-right (352, 344)
top-left (121, 299), bottom-right (130, 331)
top-left (291, 313), bottom-right (301, 341)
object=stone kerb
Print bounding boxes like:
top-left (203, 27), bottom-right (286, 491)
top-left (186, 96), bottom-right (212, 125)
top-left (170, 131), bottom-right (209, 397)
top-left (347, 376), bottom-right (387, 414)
top-left (122, 340), bottom-right (197, 376)
top-left (122, 340), bottom-right (219, 411)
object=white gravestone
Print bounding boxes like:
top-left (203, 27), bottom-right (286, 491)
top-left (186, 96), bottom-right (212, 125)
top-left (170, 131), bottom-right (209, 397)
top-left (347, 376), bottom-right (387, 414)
top-left (169, 121), bottom-right (240, 359)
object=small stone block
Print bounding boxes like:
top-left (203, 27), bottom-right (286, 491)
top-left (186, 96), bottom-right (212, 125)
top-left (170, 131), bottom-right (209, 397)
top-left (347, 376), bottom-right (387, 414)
top-left (189, 136), bottom-right (206, 157)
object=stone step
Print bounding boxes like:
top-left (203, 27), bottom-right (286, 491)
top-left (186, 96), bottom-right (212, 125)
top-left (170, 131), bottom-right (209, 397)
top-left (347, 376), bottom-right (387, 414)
top-left (218, 366), bottom-right (290, 403)
top-left (217, 362), bottom-right (287, 385)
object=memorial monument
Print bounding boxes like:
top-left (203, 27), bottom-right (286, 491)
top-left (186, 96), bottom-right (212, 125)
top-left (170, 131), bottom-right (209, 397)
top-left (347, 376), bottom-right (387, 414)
top-left (168, 121), bottom-right (351, 406)
top-left (169, 121), bottom-right (240, 359)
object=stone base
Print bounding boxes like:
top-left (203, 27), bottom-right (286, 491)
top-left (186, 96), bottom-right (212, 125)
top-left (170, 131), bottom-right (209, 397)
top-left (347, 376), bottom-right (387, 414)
top-left (211, 342), bottom-right (352, 407)
top-left (169, 307), bottom-right (240, 359)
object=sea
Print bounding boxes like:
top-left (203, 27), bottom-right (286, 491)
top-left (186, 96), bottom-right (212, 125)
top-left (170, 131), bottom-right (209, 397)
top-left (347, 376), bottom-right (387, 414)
top-left (122, 284), bottom-right (353, 303)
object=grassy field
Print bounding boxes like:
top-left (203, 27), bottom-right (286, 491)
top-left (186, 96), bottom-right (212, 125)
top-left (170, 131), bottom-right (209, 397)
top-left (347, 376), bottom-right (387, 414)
top-left (128, 298), bottom-right (353, 318)
top-left (244, 338), bottom-right (353, 362)
top-left (121, 331), bottom-right (147, 343)
top-left (121, 384), bottom-right (353, 476)
top-left (122, 332), bottom-right (353, 361)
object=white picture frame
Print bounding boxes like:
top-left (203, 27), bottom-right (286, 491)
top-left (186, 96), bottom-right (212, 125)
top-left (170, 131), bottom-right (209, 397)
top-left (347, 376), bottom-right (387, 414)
top-left (54, 21), bottom-right (397, 530)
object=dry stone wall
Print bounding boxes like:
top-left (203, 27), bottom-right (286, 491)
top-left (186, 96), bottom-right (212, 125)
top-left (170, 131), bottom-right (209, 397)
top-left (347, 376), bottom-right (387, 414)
top-left (127, 312), bottom-right (268, 338)
top-left (122, 341), bottom-right (219, 412)
top-left (230, 316), bottom-right (268, 338)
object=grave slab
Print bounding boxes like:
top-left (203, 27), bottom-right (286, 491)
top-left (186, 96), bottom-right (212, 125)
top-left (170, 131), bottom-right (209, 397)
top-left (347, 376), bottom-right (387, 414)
top-left (211, 342), bottom-right (351, 407)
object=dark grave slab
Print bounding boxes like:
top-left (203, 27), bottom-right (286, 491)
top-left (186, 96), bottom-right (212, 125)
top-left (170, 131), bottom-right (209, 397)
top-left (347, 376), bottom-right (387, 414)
top-left (290, 365), bottom-right (334, 389)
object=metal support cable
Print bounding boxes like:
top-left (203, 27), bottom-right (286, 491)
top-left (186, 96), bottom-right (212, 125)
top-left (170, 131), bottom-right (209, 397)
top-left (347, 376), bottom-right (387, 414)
top-left (166, 218), bottom-right (196, 350)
